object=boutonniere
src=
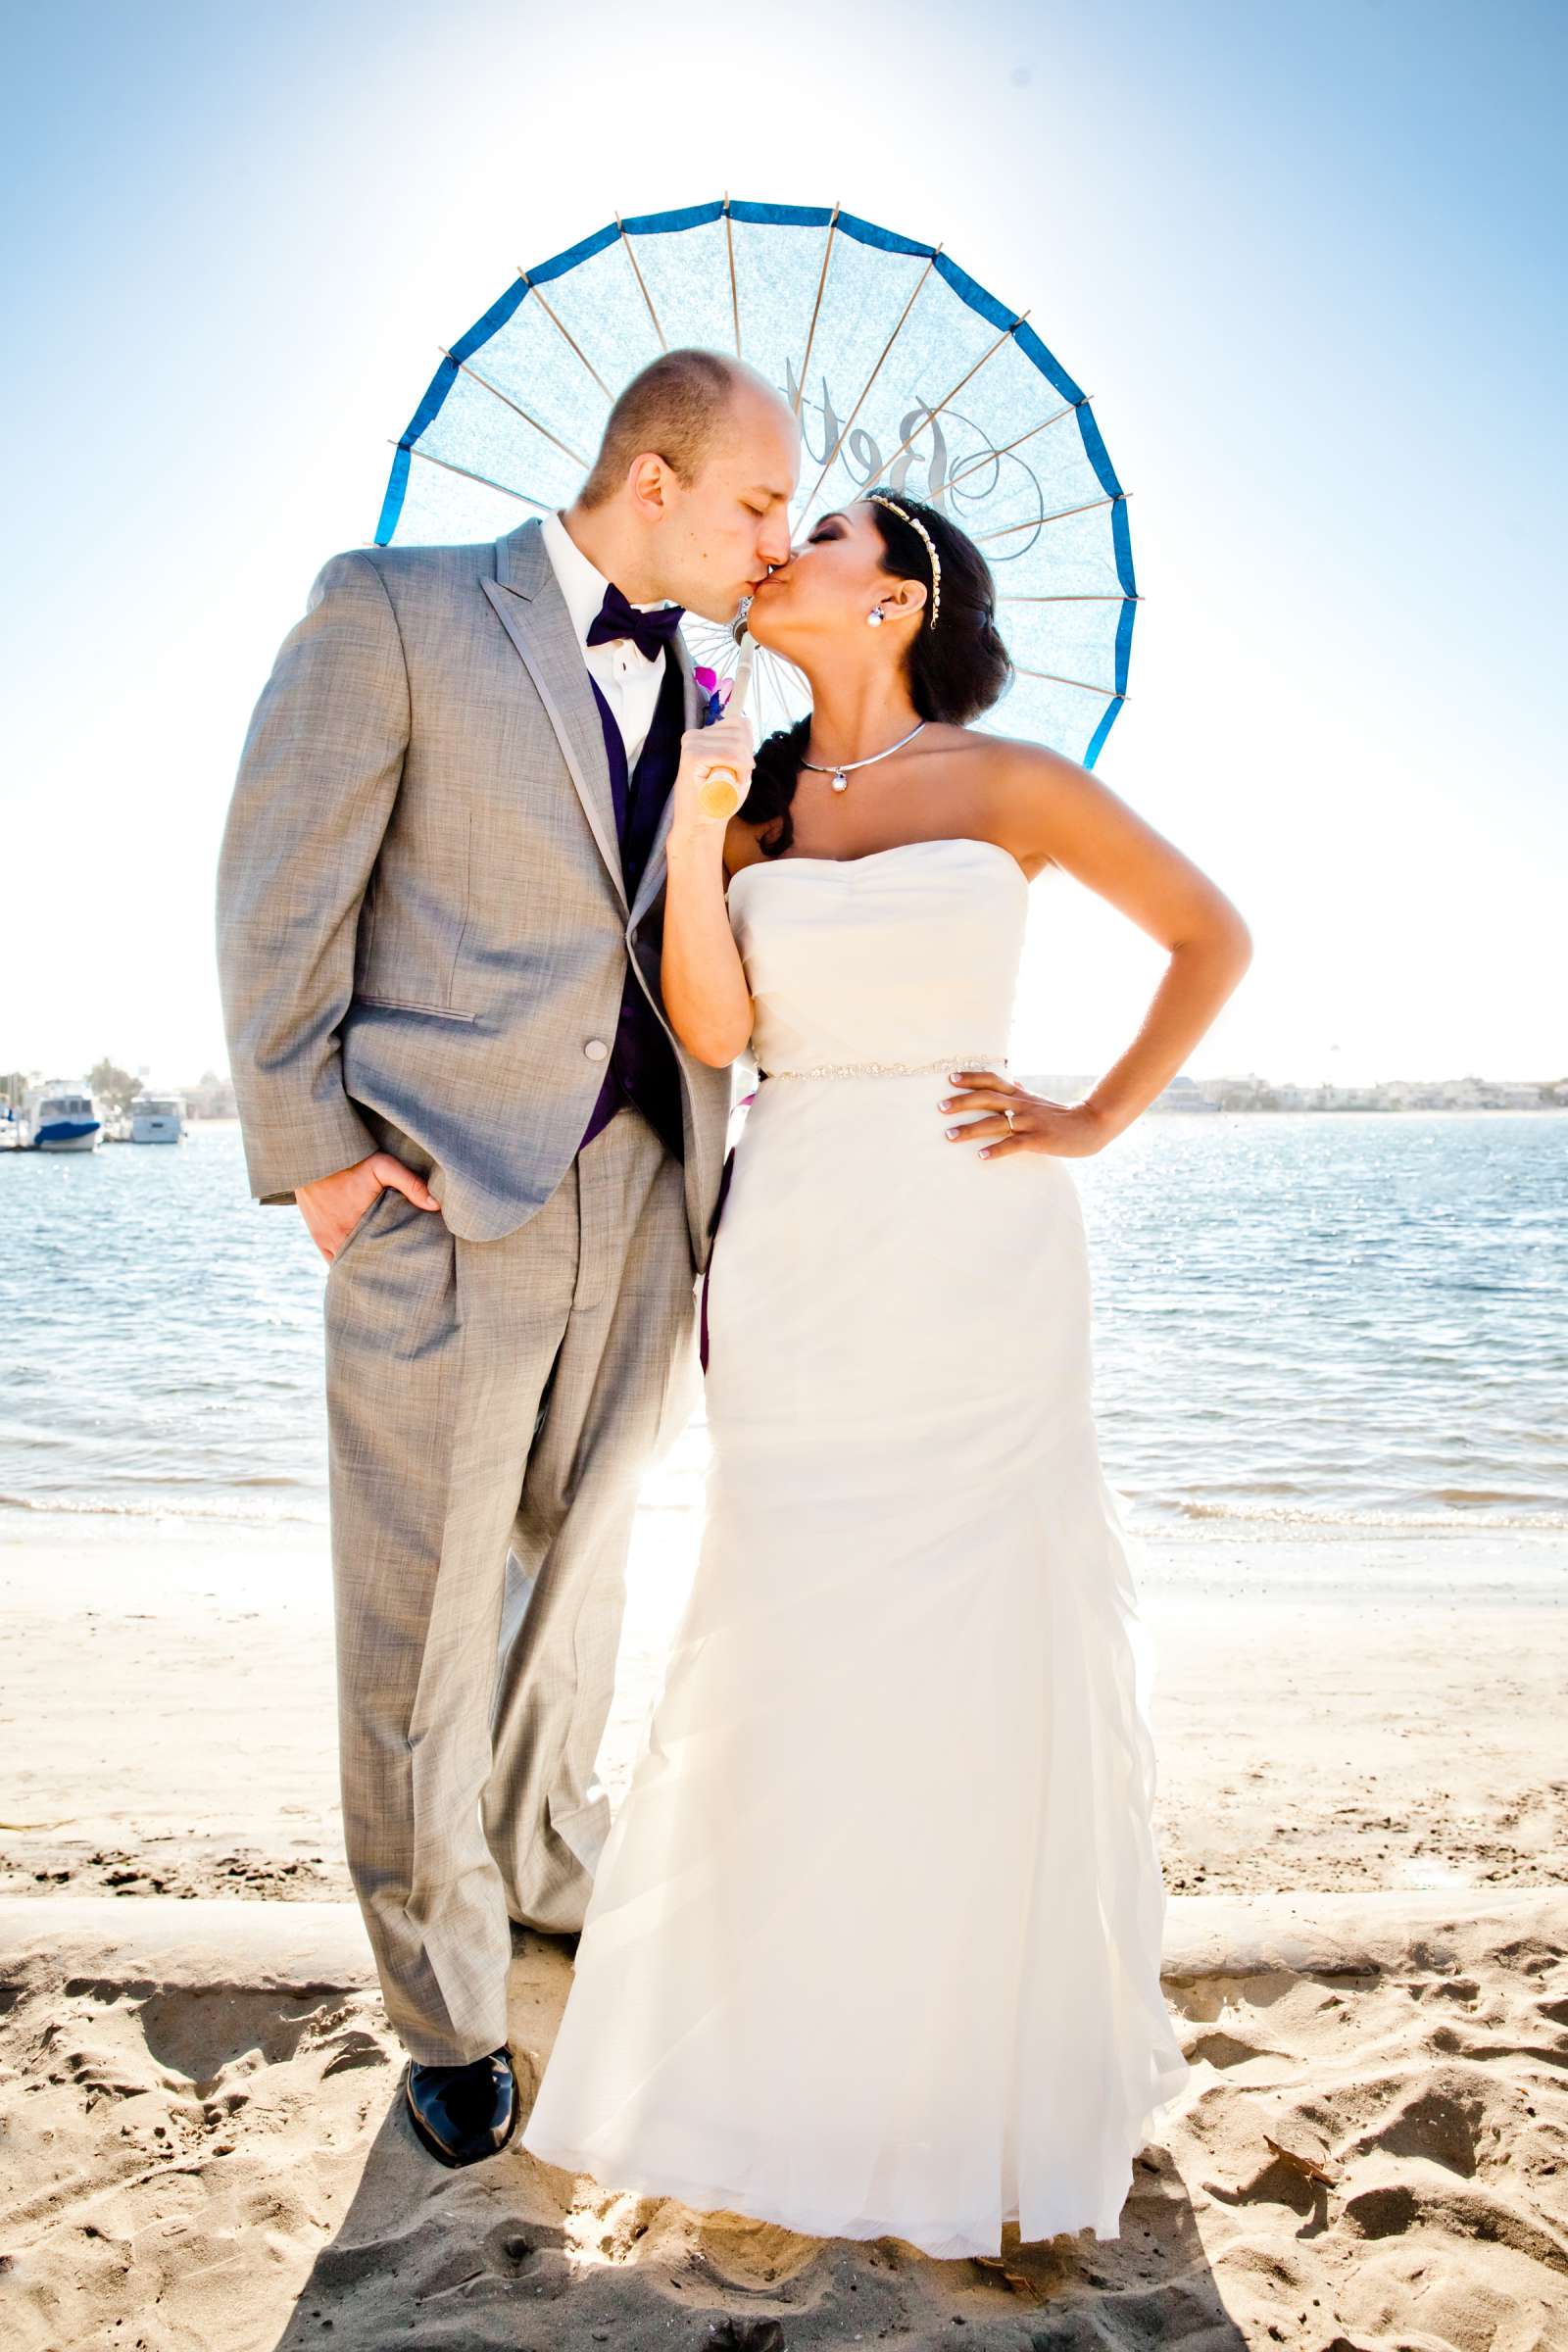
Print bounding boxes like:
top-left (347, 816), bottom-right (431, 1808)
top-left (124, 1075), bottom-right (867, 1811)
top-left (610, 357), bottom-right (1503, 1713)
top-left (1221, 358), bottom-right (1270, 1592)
top-left (693, 664), bottom-right (733, 728)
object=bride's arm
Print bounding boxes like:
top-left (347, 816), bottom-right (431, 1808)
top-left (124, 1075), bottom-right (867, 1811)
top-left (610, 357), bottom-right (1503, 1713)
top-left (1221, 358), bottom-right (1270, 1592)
top-left (660, 714), bottom-right (758, 1067)
top-left (991, 739), bottom-right (1252, 1145)
top-left (940, 733), bottom-right (1259, 1156)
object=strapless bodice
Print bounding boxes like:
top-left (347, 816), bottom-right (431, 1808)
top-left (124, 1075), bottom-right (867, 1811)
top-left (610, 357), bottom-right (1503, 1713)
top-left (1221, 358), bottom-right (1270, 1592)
top-left (724, 835), bottom-right (1030, 1076)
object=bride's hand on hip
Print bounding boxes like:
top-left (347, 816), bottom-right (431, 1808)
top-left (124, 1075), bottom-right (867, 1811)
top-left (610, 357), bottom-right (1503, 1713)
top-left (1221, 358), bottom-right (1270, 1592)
top-left (939, 1070), bottom-right (1115, 1160)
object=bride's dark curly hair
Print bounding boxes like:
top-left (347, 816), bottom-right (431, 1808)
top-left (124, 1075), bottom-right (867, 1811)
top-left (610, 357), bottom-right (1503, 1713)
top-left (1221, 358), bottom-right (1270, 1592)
top-left (741, 488), bottom-right (1012, 858)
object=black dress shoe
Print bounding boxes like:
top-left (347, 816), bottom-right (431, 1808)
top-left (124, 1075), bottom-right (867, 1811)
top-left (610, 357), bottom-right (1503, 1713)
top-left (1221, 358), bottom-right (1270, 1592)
top-left (404, 2046), bottom-right (518, 2168)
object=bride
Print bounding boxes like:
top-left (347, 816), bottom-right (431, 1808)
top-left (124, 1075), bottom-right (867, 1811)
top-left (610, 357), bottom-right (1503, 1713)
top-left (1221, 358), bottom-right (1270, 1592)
top-left (518, 487), bottom-right (1252, 2256)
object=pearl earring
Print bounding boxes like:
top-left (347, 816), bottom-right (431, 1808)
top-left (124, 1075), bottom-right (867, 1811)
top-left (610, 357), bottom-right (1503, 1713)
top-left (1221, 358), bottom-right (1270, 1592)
top-left (866, 606), bottom-right (884, 627)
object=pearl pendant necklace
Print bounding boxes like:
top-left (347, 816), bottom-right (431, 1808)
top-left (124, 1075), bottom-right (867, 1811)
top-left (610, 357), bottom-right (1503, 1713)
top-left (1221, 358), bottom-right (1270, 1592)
top-left (801, 719), bottom-right (927, 793)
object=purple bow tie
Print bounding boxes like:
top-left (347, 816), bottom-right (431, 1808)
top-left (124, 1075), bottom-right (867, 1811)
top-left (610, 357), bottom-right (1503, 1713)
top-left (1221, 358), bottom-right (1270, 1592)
top-left (586, 582), bottom-right (685, 663)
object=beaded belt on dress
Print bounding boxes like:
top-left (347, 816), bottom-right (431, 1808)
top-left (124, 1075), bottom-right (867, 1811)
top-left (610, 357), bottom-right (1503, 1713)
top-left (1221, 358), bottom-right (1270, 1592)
top-left (760, 1054), bottom-right (1008, 1081)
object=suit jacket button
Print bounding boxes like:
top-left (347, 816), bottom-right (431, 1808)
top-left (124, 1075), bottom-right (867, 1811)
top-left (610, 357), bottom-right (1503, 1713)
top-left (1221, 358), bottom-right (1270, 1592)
top-left (583, 1038), bottom-right (610, 1061)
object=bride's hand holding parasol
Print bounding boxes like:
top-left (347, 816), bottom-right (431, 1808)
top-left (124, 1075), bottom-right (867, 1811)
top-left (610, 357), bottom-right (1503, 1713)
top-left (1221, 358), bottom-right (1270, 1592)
top-left (662, 704), bottom-right (760, 1066)
top-left (670, 709), bottom-right (756, 842)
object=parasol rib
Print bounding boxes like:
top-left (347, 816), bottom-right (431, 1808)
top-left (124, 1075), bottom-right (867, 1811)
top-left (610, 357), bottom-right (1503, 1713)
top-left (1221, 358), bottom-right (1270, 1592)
top-left (394, 440), bottom-right (554, 511)
top-left (998, 592), bottom-right (1142, 604)
top-left (615, 212), bottom-right (666, 352)
top-left (976, 490), bottom-right (1128, 547)
top-left (942, 398), bottom-right (1085, 498)
top-left (1010, 666), bottom-right (1124, 699)
top-left (515, 270), bottom-right (613, 401)
top-left (440, 351), bottom-right (588, 466)
top-left (854, 315), bottom-right (1029, 492)
top-left (793, 251), bottom-right (941, 521)
top-left (724, 197), bottom-right (741, 358)
top-left (793, 203), bottom-right (841, 417)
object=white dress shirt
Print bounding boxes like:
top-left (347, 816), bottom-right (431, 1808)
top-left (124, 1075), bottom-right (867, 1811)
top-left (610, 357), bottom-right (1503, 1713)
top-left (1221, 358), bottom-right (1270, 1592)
top-left (539, 509), bottom-right (678, 771)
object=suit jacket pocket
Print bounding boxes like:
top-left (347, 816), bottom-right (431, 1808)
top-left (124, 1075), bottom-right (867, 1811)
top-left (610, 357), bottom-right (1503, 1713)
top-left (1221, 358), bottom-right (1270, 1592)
top-left (352, 995), bottom-right (478, 1022)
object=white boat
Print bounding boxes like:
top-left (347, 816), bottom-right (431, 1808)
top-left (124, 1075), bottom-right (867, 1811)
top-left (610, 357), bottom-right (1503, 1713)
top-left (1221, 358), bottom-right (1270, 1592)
top-left (24, 1083), bottom-right (104, 1152)
top-left (130, 1092), bottom-right (186, 1144)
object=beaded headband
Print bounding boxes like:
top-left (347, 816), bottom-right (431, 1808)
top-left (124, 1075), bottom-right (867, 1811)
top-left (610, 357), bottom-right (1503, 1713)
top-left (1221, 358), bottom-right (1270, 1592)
top-left (866, 493), bottom-right (942, 628)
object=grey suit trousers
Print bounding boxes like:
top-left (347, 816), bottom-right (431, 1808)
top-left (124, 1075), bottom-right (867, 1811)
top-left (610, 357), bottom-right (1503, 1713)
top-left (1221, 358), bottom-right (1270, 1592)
top-left (323, 1102), bottom-right (699, 2064)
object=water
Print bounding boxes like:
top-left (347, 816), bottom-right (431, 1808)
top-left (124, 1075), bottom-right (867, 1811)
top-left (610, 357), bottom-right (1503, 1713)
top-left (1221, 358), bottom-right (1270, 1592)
top-left (1077, 1109), bottom-right (1566, 1530)
top-left (1, 1115), bottom-right (1562, 1536)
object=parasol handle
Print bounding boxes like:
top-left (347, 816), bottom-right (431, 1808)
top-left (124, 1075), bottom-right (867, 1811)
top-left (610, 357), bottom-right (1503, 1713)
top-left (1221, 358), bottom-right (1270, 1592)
top-left (695, 632), bottom-right (757, 822)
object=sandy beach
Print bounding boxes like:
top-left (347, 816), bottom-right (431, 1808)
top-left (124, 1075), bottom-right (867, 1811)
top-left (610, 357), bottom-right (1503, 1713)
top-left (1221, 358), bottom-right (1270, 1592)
top-left (4, 1511), bottom-right (1563, 1909)
top-left (2, 1507), bottom-right (1565, 2348)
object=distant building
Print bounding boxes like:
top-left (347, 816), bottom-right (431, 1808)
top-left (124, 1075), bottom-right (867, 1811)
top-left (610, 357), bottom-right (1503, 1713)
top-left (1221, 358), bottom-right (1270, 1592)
top-left (1155, 1075), bottom-right (1218, 1112)
top-left (1006, 1068), bottom-right (1559, 1114)
top-left (182, 1071), bottom-right (237, 1119)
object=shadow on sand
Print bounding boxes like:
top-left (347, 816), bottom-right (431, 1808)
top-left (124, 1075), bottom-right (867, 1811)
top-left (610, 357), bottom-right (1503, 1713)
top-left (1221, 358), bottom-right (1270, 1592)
top-left (270, 1932), bottom-right (1245, 2352)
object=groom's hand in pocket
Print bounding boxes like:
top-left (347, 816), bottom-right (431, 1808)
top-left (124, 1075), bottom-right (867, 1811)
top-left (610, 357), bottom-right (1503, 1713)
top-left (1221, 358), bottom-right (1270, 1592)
top-left (297, 1152), bottom-right (442, 1263)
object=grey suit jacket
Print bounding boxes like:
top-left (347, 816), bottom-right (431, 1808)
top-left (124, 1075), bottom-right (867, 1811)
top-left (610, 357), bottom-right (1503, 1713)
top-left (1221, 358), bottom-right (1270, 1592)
top-left (215, 516), bottom-right (734, 1263)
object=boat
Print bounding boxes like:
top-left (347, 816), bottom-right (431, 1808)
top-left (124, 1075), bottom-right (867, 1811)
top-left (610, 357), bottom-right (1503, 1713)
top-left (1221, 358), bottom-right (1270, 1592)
top-left (130, 1091), bottom-right (186, 1144)
top-left (24, 1083), bottom-right (104, 1152)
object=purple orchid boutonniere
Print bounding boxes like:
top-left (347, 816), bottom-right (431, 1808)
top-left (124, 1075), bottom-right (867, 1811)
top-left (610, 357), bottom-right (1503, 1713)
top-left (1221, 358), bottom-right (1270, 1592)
top-left (693, 664), bottom-right (733, 729)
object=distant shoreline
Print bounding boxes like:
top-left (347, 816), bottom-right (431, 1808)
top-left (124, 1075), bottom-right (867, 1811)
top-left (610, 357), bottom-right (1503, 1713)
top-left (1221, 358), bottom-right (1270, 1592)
top-left (5, 1493), bottom-right (1565, 1547)
top-left (5, 1106), bottom-right (1565, 1151)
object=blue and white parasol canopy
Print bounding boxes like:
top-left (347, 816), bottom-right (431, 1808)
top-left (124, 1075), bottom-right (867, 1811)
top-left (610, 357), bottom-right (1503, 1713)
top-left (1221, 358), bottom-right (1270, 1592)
top-left (377, 200), bottom-right (1136, 765)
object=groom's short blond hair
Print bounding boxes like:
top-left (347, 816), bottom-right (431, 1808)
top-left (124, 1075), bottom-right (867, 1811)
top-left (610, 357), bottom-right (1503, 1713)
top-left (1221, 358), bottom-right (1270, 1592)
top-left (579, 348), bottom-right (757, 508)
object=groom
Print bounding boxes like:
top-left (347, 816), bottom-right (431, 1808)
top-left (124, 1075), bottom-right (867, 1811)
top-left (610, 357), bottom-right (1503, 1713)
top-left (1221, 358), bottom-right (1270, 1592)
top-left (217, 349), bottom-right (799, 2166)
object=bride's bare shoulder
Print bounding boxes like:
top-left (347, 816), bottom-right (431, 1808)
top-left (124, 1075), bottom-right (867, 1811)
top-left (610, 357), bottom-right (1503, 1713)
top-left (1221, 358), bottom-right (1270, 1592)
top-left (961, 733), bottom-right (1245, 942)
top-left (963, 729), bottom-right (1145, 822)
top-left (947, 726), bottom-right (1094, 784)
top-left (931, 729), bottom-right (1115, 874)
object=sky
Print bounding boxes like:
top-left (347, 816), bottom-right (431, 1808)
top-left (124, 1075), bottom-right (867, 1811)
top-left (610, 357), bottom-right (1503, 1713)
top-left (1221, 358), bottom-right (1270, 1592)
top-left (2, 0), bottom-right (1563, 1091)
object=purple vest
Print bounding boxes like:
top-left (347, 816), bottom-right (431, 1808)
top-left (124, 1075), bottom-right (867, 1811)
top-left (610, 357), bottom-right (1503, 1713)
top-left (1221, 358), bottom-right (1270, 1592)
top-left (577, 656), bottom-right (686, 1164)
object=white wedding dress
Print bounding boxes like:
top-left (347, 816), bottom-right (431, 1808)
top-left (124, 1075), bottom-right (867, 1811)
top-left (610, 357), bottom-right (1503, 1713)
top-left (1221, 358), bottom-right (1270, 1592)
top-left (518, 834), bottom-right (1191, 2257)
